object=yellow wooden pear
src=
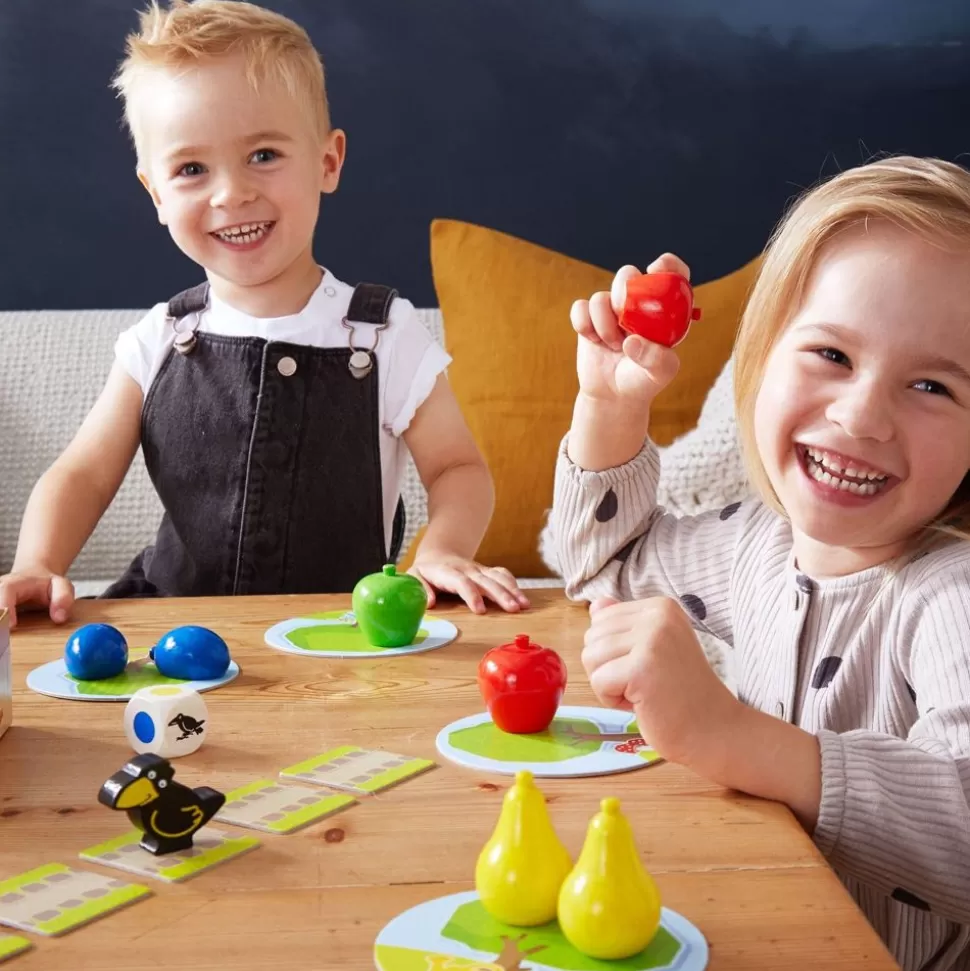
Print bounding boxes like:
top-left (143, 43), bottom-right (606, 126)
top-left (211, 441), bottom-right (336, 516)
top-left (557, 797), bottom-right (662, 959)
top-left (475, 770), bottom-right (573, 926)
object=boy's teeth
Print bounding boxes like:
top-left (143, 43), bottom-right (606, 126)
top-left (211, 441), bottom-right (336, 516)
top-left (214, 222), bottom-right (272, 244)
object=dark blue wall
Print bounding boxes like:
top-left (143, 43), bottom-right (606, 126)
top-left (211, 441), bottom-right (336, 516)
top-left (1, 0), bottom-right (968, 309)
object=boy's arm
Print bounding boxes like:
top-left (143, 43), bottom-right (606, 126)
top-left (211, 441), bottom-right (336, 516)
top-left (403, 374), bottom-right (528, 613)
top-left (1, 363), bottom-right (143, 624)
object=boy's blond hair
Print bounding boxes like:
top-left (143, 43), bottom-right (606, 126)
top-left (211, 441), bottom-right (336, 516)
top-left (112, 0), bottom-right (330, 159)
top-left (733, 155), bottom-right (970, 540)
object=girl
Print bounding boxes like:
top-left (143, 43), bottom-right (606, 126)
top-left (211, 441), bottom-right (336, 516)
top-left (552, 156), bottom-right (970, 971)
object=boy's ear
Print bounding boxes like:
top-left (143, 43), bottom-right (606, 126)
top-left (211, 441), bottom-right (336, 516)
top-left (137, 169), bottom-right (167, 225)
top-left (319, 128), bottom-right (346, 195)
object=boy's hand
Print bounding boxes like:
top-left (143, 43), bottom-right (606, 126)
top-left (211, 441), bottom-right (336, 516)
top-left (572, 254), bottom-right (687, 408)
top-left (581, 596), bottom-right (742, 767)
top-left (0, 570), bottom-right (75, 629)
top-left (409, 555), bottom-right (530, 615)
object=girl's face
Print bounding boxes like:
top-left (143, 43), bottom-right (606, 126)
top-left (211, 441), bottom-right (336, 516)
top-left (754, 222), bottom-right (970, 576)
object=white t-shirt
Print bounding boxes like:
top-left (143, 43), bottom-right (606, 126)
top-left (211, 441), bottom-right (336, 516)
top-left (114, 270), bottom-right (451, 552)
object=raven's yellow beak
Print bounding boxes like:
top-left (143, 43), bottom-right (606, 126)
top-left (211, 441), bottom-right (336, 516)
top-left (113, 777), bottom-right (159, 809)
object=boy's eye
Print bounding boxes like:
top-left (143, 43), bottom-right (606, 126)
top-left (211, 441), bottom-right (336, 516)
top-left (250, 148), bottom-right (278, 164)
top-left (814, 347), bottom-right (850, 367)
top-left (912, 378), bottom-right (952, 398)
top-left (177, 162), bottom-right (205, 178)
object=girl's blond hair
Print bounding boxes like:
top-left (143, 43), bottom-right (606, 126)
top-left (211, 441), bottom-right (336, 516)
top-left (734, 155), bottom-right (970, 541)
top-left (112, 0), bottom-right (330, 159)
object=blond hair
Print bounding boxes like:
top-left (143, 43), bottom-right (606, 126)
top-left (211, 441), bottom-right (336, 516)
top-left (733, 155), bottom-right (970, 540)
top-left (112, 0), bottom-right (330, 158)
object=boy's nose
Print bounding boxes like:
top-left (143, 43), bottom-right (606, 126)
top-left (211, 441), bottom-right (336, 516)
top-left (825, 380), bottom-right (894, 442)
top-left (209, 172), bottom-right (258, 208)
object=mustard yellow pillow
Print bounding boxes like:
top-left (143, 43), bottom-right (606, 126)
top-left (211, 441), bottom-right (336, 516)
top-left (407, 219), bottom-right (761, 578)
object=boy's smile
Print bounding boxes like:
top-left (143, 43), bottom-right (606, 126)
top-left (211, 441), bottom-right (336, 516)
top-left (753, 222), bottom-right (970, 576)
top-left (134, 53), bottom-right (344, 317)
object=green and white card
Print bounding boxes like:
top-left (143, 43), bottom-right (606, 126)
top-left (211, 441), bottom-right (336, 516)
top-left (217, 779), bottom-right (356, 834)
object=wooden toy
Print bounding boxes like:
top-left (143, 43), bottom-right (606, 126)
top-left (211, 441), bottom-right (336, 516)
top-left (0, 864), bottom-right (150, 937)
top-left (478, 634), bottom-right (567, 734)
top-left (97, 753), bottom-right (225, 855)
top-left (150, 625), bottom-right (231, 680)
top-left (63, 623), bottom-right (128, 680)
top-left (619, 271), bottom-right (701, 348)
top-left (558, 797), bottom-right (662, 959)
top-left (0, 933), bottom-right (32, 961)
top-left (0, 610), bottom-right (10, 743)
top-left (124, 685), bottom-right (209, 758)
top-left (352, 564), bottom-right (428, 648)
top-left (280, 746), bottom-right (435, 794)
top-left (475, 771), bottom-right (572, 926)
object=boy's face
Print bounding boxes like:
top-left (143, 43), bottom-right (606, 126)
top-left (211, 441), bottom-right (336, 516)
top-left (135, 54), bottom-right (343, 300)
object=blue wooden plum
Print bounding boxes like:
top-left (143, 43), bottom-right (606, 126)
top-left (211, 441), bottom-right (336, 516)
top-left (150, 626), bottom-right (230, 681)
top-left (64, 624), bottom-right (128, 680)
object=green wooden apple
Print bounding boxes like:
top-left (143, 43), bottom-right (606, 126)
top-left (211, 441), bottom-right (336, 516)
top-left (352, 564), bottom-right (428, 648)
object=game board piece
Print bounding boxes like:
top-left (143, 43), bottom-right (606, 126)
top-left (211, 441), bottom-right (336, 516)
top-left (558, 797), bottom-right (662, 959)
top-left (0, 933), bottom-right (31, 962)
top-left (98, 753), bottom-right (225, 854)
top-left (151, 626), bottom-right (231, 680)
top-left (373, 890), bottom-right (709, 971)
top-left (437, 706), bottom-right (664, 778)
top-left (280, 746), bottom-right (436, 794)
top-left (478, 634), bottom-right (567, 734)
top-left (215, 779), bottom-right (356, 834)
top-left (352, 564), bottom-right (428, 647)
top-left (79, 828), bottom-right (259, 884)
top-left (476, 771), bottom-right (572, 926)
top-left (264, 612), bottom-right (458, 659)
top-left (26, 650), bottom-right (240, 702)
top-left (64, 623), bottom-right (128, 681)
top-left (619, 271), bottom-right (701, 348)
top-left (0, 864), bottom-right (151, 937)
top-left (124, 685), bottom-right (209, 758)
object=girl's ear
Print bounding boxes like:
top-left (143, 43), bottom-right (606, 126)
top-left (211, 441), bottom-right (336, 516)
top-left (138, 170), bottom-right (167, 225)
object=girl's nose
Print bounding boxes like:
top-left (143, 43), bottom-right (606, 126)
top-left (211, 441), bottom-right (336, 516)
top-left (825, 380), bottom-right (894, 442)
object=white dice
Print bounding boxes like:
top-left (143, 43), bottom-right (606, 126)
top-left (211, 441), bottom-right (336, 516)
top-left (124, 685), bottom-right (209, 758)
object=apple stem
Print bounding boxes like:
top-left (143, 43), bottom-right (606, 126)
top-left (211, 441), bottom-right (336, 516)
top-left (514, 634), bottom-right (532, 649)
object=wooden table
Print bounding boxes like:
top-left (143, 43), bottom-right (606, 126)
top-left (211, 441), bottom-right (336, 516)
top-left (1, 590), bottom-right (898, 970)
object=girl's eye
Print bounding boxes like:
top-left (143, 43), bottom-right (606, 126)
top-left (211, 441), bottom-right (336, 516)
top-left (177, 162), bottom-right (205, 178)
top-left (913, 378), bottom-right (952, 398)
top-left (814, 347), bottom-right (850, 367)
top-left (250, 148), bottom-right (278, 164)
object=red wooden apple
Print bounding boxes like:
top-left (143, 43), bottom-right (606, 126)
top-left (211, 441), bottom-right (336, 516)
top-left (477, 634), bottom-right (567, 734)
top-left (619, 271), bottom-right (701, 347)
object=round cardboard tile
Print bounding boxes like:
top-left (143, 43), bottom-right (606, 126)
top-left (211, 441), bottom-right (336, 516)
top-left (264, 611), bottom-right (458, 658)
top-left (27, 649), bottom-right (240, 702)
top-left (436, 706), bottom-right (664, 778)
top-left (374, 890), bottom-right (708, 970)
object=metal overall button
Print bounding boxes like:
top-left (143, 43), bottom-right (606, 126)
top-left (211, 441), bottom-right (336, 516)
top-left (277, 356), bottom-right (297, 377)
top-left (341, 315), bottom-right (387, 380)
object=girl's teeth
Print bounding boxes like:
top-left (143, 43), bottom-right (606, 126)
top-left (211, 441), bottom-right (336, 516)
top-left (805, 447), bottom-right (887, 484)
top-left (806, 452), bottom-right (883, 496)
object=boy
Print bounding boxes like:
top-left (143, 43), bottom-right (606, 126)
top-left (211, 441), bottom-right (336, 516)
top-left (0, 0), bottom-right (528, 625)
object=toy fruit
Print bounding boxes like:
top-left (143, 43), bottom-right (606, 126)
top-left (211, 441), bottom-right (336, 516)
top-left (351, 564), bottom-right (427, 648)
top-left (619, 271), bottom-right (701, 347)
top-left (478, 634), bottom-right (567, 734)
top-left (64, 624), bottom-right (128, 681)
top-left (150, 626), bottom-right (230, 681)
top-left (475, 770), bottom-right (573, 925)
top-left (558, 797), bottom-right (662, 959)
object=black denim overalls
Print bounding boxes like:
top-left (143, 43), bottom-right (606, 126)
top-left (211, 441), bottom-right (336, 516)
top-left (102, 281), bottom-right (406, 598)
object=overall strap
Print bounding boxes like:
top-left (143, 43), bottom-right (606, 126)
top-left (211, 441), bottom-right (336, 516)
top-left (166, 282), bottom-right (210, 320)
top-left (347, 282), bottom-right (398, 325)
top-left (165, 283), bottom-right (210, 355)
